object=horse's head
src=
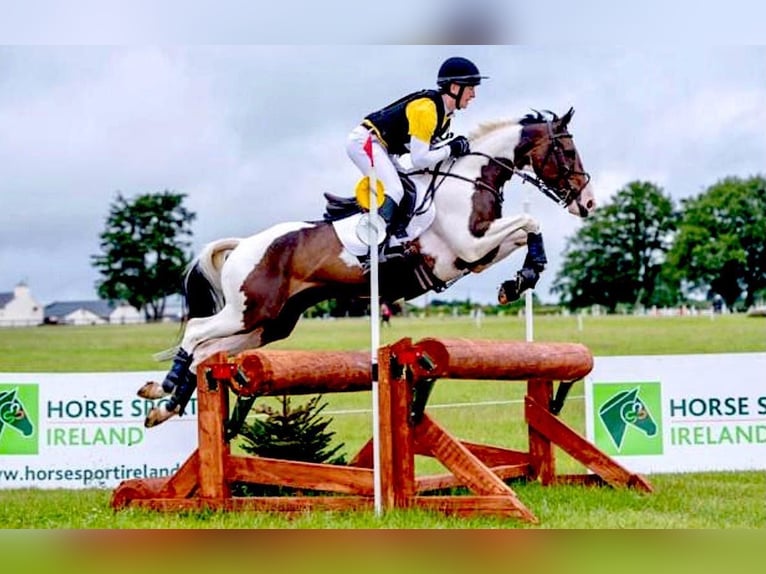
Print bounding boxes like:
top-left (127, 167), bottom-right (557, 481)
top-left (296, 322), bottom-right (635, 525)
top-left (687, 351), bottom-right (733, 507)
top-left (0, 389), bottom-right (34, 437)
top-left (598, 387), bottom-right (657, 449)
top-left (621, 395), bottom-right (658, 437)
top-left (513, 107), bottom-right (596, 218)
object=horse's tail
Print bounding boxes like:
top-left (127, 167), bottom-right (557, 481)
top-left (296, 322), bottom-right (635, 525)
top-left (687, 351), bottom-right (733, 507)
top-left (152, 237), bottom-right (241, 362)
top-left (185, 237), bottom-right (241, 319)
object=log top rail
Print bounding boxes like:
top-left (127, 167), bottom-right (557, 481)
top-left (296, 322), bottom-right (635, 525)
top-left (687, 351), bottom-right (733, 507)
top-left (412, 338), bottom-right (594, 382)
top-left (213, 337), bottom-right (593, 397)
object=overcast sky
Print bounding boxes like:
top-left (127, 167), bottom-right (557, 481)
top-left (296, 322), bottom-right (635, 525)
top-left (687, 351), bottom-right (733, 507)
top-left (1, 31), bottom-right (764, 308)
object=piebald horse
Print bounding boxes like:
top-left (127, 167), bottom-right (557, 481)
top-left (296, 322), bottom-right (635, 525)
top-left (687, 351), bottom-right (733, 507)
top-left (138, 107), bottom-right (596, 427)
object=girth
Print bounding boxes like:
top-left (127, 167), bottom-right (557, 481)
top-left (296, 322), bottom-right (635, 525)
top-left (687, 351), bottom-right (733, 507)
top-left (366, 246), bottom-right (447, 300)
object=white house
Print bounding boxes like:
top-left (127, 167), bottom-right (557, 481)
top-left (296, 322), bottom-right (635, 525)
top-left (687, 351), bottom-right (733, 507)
top-left (0, 283), bottom-right (44, 327)
top-left (44, 300), bottom-right (145, 325)
top-left (109, 303), bottom-right (144, 324)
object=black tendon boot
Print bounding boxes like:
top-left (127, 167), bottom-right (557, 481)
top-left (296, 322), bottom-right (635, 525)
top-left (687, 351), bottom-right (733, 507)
top-left (525, 232), bottom-right (548, 272)
top-left (164, 369), bottom-right (197, 417)
top-left (161, 348), bottom-right (193, 394)
top-left (498, 232), bottom-right (548, 304)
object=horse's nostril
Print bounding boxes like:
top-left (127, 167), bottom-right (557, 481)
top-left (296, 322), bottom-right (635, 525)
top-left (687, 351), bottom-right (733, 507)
top-left (586, 200), bottom-right (594, 209)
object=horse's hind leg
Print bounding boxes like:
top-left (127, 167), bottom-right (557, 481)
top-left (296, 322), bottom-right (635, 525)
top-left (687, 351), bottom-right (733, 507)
top-left (141, 305), bottom-right (246, 427)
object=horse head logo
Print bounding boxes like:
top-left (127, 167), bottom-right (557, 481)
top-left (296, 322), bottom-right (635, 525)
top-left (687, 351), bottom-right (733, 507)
top-left (0, 388), bottom-right (34, 439)
top-left (598, 387), bottom-right (657, 450)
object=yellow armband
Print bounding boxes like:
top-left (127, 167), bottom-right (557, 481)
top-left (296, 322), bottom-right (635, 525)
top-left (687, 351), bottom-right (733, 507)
top-left (406, 98), bottom-right (438, 143)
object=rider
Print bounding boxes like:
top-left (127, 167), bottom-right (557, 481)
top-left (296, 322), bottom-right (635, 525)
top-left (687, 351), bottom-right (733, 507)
top-left (346, 56), bottom-right (488, 240)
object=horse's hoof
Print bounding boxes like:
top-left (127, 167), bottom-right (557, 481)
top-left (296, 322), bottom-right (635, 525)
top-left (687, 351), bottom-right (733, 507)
top-left (498, 280), bottom-right (520, 305)
top-left (136, 382), bottom-right (169, 400)
top-left (144, 405), bottom-right (179, 428)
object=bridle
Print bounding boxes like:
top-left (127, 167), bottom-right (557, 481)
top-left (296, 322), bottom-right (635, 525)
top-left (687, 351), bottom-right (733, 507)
top-left (527, 121), bottom-right (591, 208)
top-left (413, 120), bottom-right (591, 213)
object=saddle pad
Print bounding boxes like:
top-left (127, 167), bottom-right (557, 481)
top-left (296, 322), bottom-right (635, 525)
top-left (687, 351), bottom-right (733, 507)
top-left (331, 206), bottom-right (436, 257)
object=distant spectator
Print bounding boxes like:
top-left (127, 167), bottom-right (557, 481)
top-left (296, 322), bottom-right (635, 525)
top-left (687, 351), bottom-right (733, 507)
top-left (712, 295), bottom-right (724, 314)
top-left (381, 302), bottom-right (392, 326)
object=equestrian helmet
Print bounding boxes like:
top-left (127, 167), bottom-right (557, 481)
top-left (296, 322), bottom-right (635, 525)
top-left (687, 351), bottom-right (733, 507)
top-left (437, 57), bottom-right (488, 88)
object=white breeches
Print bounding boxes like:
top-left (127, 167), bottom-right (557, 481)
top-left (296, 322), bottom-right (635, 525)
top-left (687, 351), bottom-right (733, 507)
top-left (346, 125), bottom-right (404, 204)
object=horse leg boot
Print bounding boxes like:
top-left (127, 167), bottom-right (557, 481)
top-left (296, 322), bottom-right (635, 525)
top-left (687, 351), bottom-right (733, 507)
top-left (144, 367), bottom-right (197, 428)
top-left (498, 232), bottom-right (548, 304)
top-left (136, 347), bottom-right (193, 400)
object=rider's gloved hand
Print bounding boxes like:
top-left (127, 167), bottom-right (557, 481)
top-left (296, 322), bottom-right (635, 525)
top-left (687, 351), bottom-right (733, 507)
top-left (448, 135), bottom-right (471, 158)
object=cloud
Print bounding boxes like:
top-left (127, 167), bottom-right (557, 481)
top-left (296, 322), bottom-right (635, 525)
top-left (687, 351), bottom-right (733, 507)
top-left (0, 45), bottom-right (764, 307)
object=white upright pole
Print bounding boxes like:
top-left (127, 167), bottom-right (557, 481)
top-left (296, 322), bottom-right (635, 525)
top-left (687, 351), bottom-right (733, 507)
top-left (524, 189), bottom-right (534, 343)
top-left (364, 136), bottom-right (383, 517)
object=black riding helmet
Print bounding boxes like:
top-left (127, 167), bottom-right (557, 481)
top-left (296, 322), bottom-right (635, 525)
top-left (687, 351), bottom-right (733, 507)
top-left (437, 57), bottom-right (488, 109)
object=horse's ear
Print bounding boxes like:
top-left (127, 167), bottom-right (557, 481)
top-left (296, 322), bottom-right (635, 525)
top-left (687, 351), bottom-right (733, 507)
top-left (560, 107), bottom-right (575, 128)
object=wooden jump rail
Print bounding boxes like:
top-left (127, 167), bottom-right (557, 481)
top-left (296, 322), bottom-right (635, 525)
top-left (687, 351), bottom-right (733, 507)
top-left (111, 337), bottom-right (652, 522)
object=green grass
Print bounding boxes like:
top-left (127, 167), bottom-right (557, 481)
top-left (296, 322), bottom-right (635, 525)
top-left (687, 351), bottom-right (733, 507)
top-left (1, 313), bottom-right (763, 372)
top-left (0, 314), bottom-right (764, 528)
top-left (0, 470), bottom-right (762, 528)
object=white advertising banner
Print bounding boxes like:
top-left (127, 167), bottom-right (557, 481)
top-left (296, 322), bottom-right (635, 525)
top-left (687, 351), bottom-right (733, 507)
top-left (585, 353), bottom-right (766, 473)
top-left (0, 372), bottom-right (198, 489)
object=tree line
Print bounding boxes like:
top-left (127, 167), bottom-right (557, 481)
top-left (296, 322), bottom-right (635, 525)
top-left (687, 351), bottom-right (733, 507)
top-left (552, 176), bottom-right (766, 312)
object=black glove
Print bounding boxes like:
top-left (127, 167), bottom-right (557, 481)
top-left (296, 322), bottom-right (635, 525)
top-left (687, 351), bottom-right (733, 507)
top-left (448, 135), bottom-right (470, 158)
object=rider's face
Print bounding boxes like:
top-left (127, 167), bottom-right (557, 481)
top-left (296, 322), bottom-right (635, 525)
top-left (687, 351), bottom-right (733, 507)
top-left (449, 84), bottom-right (476, 110)
top-left (459, 85), bottom-right (476, 109)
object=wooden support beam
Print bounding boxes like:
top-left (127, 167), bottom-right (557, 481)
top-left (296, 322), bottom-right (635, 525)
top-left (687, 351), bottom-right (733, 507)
top-left (414, 413), bottom-right (537, 522)
top-left (197, 353), bottom-right (230, 499)
top-left (525, 394), bottom-right (653, 492)
top-left (527, 378), bottom-right (555, 484)
top-left (227, 456), bottom-right (374, 495)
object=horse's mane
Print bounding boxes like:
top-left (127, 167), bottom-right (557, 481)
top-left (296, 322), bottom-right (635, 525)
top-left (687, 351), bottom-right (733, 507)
top-left (521, 109), bottom-right (561, 125)
top-left (468, 119), bottom-right (516, 141)
top-left (468, 110), bottom-right (552, 141)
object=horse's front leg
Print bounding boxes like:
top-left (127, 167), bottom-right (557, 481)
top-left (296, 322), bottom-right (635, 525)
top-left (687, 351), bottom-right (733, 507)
top-left (498, 229), bottom-right (547, 304)
top-left (441, 212), bottom-right (546, 304)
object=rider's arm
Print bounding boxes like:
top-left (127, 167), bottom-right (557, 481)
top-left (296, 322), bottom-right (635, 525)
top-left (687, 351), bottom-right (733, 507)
top-left (406, 98), bottom-right (450, 169)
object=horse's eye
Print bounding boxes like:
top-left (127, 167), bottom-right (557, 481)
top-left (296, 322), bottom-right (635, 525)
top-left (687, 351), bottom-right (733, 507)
top-left (563, 149), bottom-right (577, 160)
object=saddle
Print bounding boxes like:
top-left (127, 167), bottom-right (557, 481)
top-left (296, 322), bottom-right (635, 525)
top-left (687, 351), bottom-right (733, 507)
top-left (322, 193), bottom-right (362, 222)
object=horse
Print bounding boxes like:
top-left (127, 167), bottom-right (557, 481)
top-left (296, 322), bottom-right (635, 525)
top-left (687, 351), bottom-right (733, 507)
top-left (137, 107), bottom-right (596, 427)
top-left (598, 388), bottom-right (658, 449)
top-left (0, 388), bottom-right (34, 439)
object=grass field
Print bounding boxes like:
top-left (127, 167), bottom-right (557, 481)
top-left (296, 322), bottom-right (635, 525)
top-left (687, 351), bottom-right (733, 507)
top-left (0, 313), bottom-right (764, 529)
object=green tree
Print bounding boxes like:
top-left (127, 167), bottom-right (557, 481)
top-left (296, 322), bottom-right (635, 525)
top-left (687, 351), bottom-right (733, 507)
top-left (234, 395), bottom-right (346, 496)
top-left (552, 181), bottom-right (678, 312)
top-left (92, 190), bottom-right (195, 321)
top-left (669, 175), bottom-right (766, 310)
top-left (239, 395), bottom-right (345, 464)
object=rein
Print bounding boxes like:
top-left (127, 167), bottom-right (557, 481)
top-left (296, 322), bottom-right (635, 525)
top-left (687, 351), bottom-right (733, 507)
top-left (407, 154), bottom-right (507, 216)
top-left (411, 121), bottom-right (591, 211)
